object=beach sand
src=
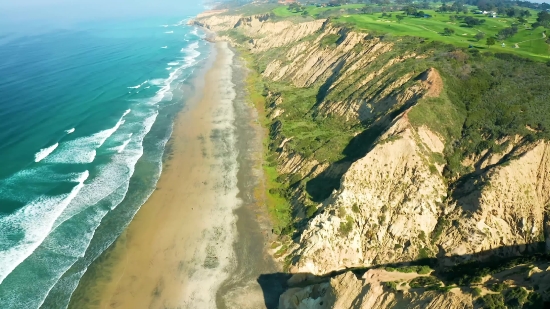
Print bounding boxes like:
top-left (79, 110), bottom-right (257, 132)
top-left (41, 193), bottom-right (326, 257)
top-left (68, 41), bottom-right (281, 309)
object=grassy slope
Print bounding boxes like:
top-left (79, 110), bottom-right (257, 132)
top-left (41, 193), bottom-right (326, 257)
top-left (273, 5), bottom-right (550, 61)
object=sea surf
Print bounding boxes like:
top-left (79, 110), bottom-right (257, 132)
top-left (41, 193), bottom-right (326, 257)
top-left (0, 16), bottom-right (210, 309)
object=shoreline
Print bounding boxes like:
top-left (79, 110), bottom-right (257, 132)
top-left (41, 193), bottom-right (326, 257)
top-left (68, 40), bottom-right (280, 308)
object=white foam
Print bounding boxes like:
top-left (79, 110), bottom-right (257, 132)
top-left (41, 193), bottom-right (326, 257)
top-left (161, 24), bottom-right (169, 27)
top-left (165, 31), bottom-right (174, 34)
top-left (145, 40), bottom-right (202, 106)
top-left (65, 128), bottom-right (75, 134)
top-left (167, 62), bottom-right (179, 66)
top-left (53, 110), bottom-right (159, 229)
top-left (45, 110), bottom-right (130, 164)
top-left (148, 79), bottom-right (165, 86)
top-left (166, 67), bottom-right (172, 70)
top-left (0, 171), bottom-right (89, 285)
top-left (34, 143), bottom-right (59, 162)
top-left (128, 81), bottom-right (148, 89)
top-left (161, 46), bottom-right (168, 49)
top-left (116, 133), bottom-right (133, 153)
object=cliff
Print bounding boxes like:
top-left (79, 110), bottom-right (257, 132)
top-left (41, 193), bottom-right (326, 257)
top-left (192, 11), bottom-right (550, 309)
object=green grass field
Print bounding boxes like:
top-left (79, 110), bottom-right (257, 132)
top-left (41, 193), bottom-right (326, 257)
top-left (273, 5), bottom-right (550, 61)
top-left (272, 4), bottom-right (365, 17)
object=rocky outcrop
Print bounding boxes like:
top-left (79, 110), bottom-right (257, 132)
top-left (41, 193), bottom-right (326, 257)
top-left (439, 141), bottom-right (550, 260)
top-left (278, 271), bottom-right (474, 309)
top-left (194, 9), bottom-right (550, 307)
top-left (290, 115), bottom-right (447, 275)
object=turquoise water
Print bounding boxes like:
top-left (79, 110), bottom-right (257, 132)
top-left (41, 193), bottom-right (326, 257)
top-left (0, 16), bottom-right (210, 308)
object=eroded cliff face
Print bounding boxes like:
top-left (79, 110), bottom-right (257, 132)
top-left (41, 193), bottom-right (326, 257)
top-left (439, 140), bottom-right (550, 260)
top-left (278, 271), bottom-right (474, 309)
top-left (192, 12), bottom-right (550, 308)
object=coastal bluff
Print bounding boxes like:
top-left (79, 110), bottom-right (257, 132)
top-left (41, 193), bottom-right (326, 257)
top-left (191, 10), bottom-right (550, 309)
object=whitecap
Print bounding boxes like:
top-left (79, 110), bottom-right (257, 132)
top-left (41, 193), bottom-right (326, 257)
top-left (161, 24), bottom-right (169, 27)
top-left (167, 62), bottom-right (179, 66)
top-left (166, 67), bottom-right (172, 70)
top-left (34, 143), bottom-right (59, 162)
top-left (45, 110), bottom-right (130, 164)
top-left (165, 31), bottom-right (174, 34)
top-left (116, 133), bottom-right (133, 153)
top-left (148, 79), bottom-right (165, 86)
top-left (161, 46), bottom-right (168, 49)
top-left (127, 81), bottom-right (148, 89)
top-left (0, 171), bottom-right (89, 285)
top-left (65, 128), bottom-right (75, 134)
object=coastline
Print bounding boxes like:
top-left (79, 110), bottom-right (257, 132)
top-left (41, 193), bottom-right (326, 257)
top-left (68, 40), bottom-right (279, 308)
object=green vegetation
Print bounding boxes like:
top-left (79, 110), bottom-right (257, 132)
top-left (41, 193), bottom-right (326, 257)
top-left (339, 215), bottom-right (354, 236)
top-left (442, 255), bottom-right (549, 286)
top-left (320, 33), bottom-right (341, 47)
top-left (272, 4), bottom-right (364, 18)
top-left (384, 281), bottom-right (398, 291)
top-left (473, 287), bottom-right (482, 296)
top-left (479, 294), bottom-right (507, 309)
top-left (409, 276), bottom-right (442, 288)
top-left (479, 287), bottom-right (542, 309)
top-left (491, 282), bottom-right (508, 292)
top-left (271, 3), bottom-right (550, 61)
top-left (385, 265), bottom-right (432, 274)
top-left (505, 287), bottom-right (529, 308)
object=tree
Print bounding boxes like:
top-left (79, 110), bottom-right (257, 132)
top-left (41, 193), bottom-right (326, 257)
top-left (464, 16), bottom-right (486, 27)
top-left (497, 26), bottom-right (518, 40)
top-left (450, 15), bottom-right (456, 22)
top-left (517, 17), bottom-right (527, 25)
top-left (486, 37), bottom-right (496, 47)
top-left (404, 5), bottom-right (417, 16)
top-left (537, 11), bottom-right (550, 28)
top-left (361, 6), bottom-right (373, 14)
top-left (443, 27), bottom-right (455, 36)
top-left (475, 32), bottom-right (485, 41)
top-left (396, 15), bottom-right (405, 22)
top-left (506, 7), bottom-right (520, 18)
top-left (521, 10), bottom-right (531, 18)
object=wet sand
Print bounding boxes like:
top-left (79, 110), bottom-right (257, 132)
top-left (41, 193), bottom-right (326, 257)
top-left (68, 41), bottom-right (280, 309)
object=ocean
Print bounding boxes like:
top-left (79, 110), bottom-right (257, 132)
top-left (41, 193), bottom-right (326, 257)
top-left (0, 16), bottom-right (210, 308)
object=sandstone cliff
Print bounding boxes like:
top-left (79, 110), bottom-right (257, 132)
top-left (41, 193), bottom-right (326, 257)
top-left (192, 11), bottom-right (550, 308)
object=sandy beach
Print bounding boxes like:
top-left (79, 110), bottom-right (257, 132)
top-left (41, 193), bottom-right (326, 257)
top-left (68, 41), bottom-right (279, 309)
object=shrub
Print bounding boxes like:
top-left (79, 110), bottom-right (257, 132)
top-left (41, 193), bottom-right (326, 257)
top-left (305, 205), bottom-right (317, 218)
top-left (418, 247), bottom-right (430, 259)
top-left (479, 294), bottom-right (506, 309)
top-left (409, 276), bottom-right (442, 288)
top-left (339, 215), bottom-right (354, 236)
top-left (491, 283), bottom-right (507, 292)
top-left (505, 287), bottom-right (528, 308)
top-left (417, 265), bottom-right (432, 274)
top-left (288, 173), bottom-right (302, 185)
top-left (473, 287), bottom-right (482, 296)
top-left (320, 34), bottom-right (340, 47)
top-left (384, 281), bottom-right (398, 291)
top-left (443, 27), bottom-right (455, 36)
top-left (352, 203), bottom-right (360, 213)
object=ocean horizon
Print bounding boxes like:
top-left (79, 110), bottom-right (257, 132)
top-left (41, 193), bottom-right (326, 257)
top-left (0, 15), bottom-right (210, 308)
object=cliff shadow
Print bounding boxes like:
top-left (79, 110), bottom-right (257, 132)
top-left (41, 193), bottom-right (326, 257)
top-left (305, 98), bottom-right (415, 202)
top-left (256, 242), bottom-right (550, 309)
